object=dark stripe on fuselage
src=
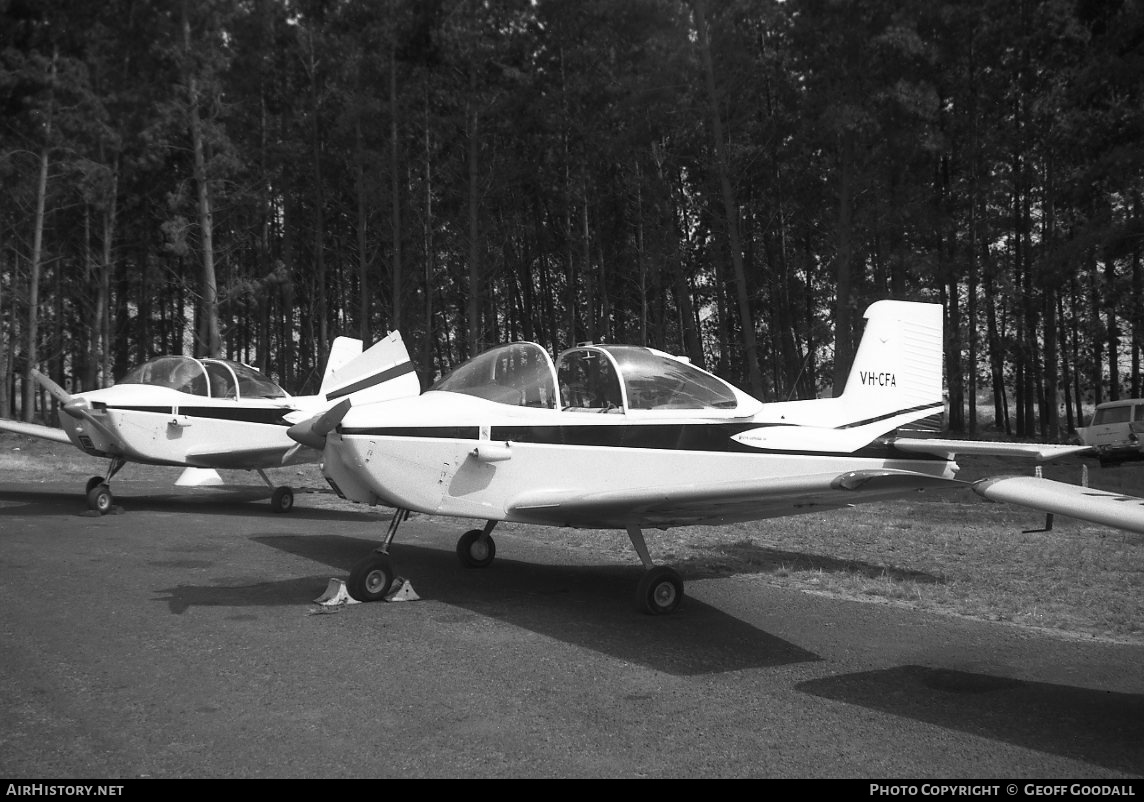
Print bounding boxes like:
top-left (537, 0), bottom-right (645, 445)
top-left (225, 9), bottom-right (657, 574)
top-left (337, 421), bottom-right (945, 460)
top-left (103, 405), bottom-right (295, 426)
top-left (325, 361), bottom-right (418, 401)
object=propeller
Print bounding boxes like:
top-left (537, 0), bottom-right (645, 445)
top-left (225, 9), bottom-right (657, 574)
top-left (287, 398), bottom-right (352, 450)
top-left (31, 368), bottom-right (89, 419)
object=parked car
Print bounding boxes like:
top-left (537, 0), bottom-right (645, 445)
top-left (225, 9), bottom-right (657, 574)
top-left (1076, 399), bottom-right (1144, 465)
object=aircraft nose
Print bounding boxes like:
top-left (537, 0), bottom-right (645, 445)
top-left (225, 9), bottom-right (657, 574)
top-left (62, 397), bottom-right (90, 419)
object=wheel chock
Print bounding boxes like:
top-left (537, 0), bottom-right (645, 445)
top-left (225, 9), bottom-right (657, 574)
top-left (385, 578), bottom-right (420, 602)
top-left (314, 578), bottom-right (360, 606)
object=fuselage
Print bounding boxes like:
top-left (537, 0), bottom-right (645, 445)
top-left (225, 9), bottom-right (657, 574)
top-left (61, 384), bottom-right (326, 468)
top-left (320, 390), bottom-right (956, 529)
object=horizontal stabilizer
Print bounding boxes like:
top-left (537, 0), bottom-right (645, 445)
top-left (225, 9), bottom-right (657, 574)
top-left (972, 476), bottom-right (1144, 535)
top-left (893, 438), bottom-right (1092, 462)
top-left (0, 418), bottom-right (74, 445)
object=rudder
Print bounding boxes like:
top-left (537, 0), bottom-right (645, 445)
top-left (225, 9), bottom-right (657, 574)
top-left (839, 300), bottom-right (944, 425)
top-left (321, 331), bottom-right (420, 404)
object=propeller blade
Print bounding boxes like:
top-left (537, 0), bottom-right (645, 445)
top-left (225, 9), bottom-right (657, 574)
top-left (31, 368), bottom-right (91, 419)
top-left (287, 398), bottom-right (352, 450)
top-left (31, 368), bottom-right (73, 404)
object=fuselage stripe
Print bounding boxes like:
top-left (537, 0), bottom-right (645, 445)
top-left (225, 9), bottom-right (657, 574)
top-left (101, 405), bottom-right (296, 426)
top-left (337, 421), bottom-right (944, 460)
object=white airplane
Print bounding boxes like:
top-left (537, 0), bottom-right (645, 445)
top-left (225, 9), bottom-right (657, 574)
top-left (290, 300), bottom-right (1144, 614)
top-left (0, 333), bottom-right (420, 514)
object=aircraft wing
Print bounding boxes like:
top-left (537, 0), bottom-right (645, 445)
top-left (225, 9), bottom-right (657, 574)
top-left (0, 418), bottom-right (74, 445)
top-left (508, 469), bottom-right (964, 528)
top-left (972, 476), bottom-right (1144, 535)
top-left (891, 437), bottom-right (1092, 461)
top-left (184, 443), bottom-right (318, 469)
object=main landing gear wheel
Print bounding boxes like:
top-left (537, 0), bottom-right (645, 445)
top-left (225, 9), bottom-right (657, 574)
top-left (347, 552), bottom-right (395, 602)
top-left (636, 566), bottom-right (684, 615)
top-left (456, 529), bottom-right (496, 568)
top-left (270, 486), bottom-right (294, 514)
top-left (86, 483), bottom-right (113, 515)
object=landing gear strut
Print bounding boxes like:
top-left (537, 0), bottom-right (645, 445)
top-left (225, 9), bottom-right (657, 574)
top-left (346, 513), bottom-right (501, 603)
top-left (85, 457), bottom-right (126, 514)
top-left (346, 508), bottom-right (409, 602)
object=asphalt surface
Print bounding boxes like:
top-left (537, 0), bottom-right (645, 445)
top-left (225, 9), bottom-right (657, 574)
top-left (1, 479), bottom-right (1142, 779)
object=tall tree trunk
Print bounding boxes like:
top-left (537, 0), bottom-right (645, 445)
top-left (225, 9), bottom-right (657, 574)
top-left (832, 135), bottom-right (855, 396)
top-left (305, 29), bottom-right (328, 361)
top-left (355, 116), bottom-right (370, 342)
top-left (390, 40), bottom-right (402, 334)
top-left (23, 51), bottom-right (54, 421)
top-left (692, 0), bottom-right (763, 397)
top-left (184, 8), bottom-right (220, 359)
top-left (466, 63), bottom-right (481, 357)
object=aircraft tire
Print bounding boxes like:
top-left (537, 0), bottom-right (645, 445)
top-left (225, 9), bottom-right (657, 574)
top-left (456, 529), bottom-right (496, 568)
top-left (636, 566), bottom-right (684, 615)
top-left (86, 483), bottom-right (113, 515)
top-left (347, 553), bottom-right (395, 602)
top-left (271, 486), bottom-right (294, 514)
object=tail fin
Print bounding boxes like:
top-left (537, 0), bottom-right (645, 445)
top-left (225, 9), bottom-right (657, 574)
top-left (838, 300), bottom-right (944, 427)
top-left (320, 331), bottom-right (420, 404)
top-left (320, 337), bottom-right (365, 393)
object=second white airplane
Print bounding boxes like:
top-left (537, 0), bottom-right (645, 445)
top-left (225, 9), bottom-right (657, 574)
top-left (1, 333), bottom-right (421, 514)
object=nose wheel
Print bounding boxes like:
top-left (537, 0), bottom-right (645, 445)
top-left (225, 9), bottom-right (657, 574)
top-left (86, 481), bottom-right (114, 514)
top-left (84, 458), bottom-right (125, 514)
top-left (347, 552), bottom-right (396, 602)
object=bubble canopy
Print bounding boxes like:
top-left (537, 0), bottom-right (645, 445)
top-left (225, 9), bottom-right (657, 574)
top-left (432, 342), bottom-right (755, 414)
top-left (116, 356), bottom-right (287, 400)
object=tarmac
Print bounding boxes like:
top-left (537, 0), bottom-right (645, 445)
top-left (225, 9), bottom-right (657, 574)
top-left (1, 479), bottom-right (1142, 779)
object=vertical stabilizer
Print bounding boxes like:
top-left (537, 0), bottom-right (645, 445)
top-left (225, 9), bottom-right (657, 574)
top-left (320, 337), bottom-right (364, 394)
top-left (321, 331), bottom-right (420, 404)
top-left (839, 300), bottom-right (944, 422)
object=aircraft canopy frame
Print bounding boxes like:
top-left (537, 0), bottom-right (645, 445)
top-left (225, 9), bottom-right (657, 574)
top-left (117, 356), bottom-right (287, 400)
top-left (432, 341), bottom-right (757, 416)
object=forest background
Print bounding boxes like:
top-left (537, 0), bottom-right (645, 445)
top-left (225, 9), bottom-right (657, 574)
top-left (1, 0), bottom-right (1142, 441)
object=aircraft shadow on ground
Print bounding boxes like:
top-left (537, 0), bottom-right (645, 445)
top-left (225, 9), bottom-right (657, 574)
top-left (152, 532), bottom-right (820, 677)
top-left (797, 666), bottom-right (1144, 776)
top-left (0, 486), bottom-right (382, 524)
